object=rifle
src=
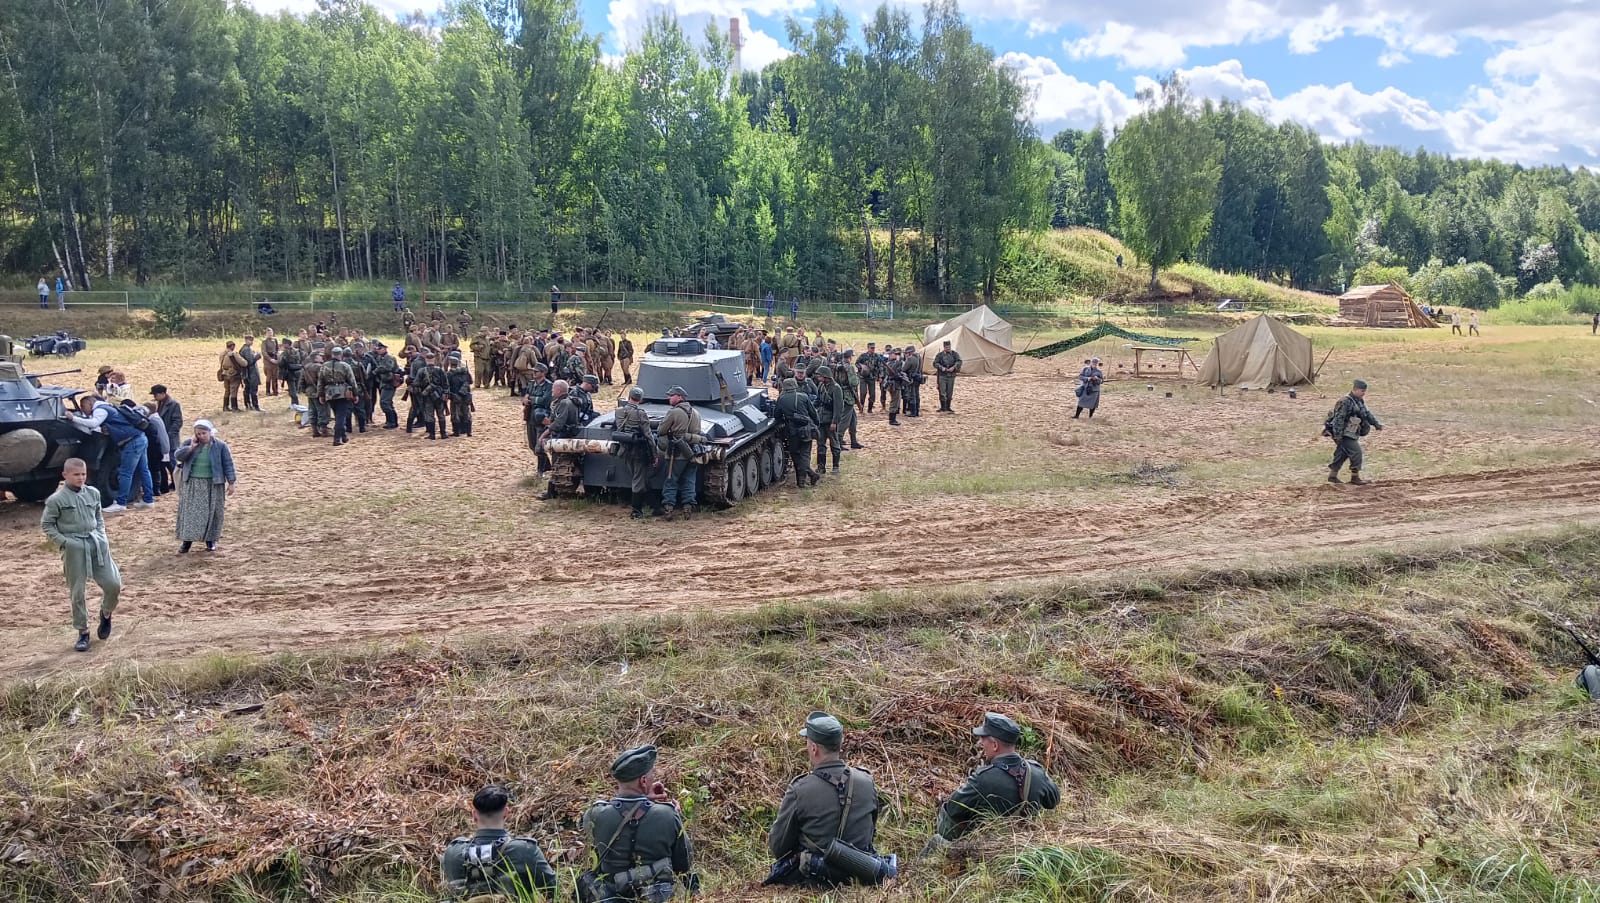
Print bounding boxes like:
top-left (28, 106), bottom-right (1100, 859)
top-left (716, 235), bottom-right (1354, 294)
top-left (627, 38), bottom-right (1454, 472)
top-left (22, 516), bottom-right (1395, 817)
top-left (1561, 621), bottom-right (1600, 667)
top-left (591, 308), bottom-right (611, 334)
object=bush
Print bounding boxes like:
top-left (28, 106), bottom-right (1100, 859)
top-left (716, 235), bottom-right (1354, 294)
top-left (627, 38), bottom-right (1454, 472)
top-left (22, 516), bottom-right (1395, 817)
top-left (1564, 284), bottom-right (1600, 315)
top-left (1351, 263), bottom-right (1412, 292)
top-left (1525, 278), bottom-right (1565, 300)
top-left (1494, 296), bottom-right (1581, 325)
top-left (150, 290), bottom-right (188, 336)
top-left (1413, 260), bottom-right (1503, 309)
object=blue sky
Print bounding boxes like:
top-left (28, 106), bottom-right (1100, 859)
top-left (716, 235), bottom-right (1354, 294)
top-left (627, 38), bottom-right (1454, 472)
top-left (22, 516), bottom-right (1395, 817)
top-left (249, 0), bottom-right (1600, 167)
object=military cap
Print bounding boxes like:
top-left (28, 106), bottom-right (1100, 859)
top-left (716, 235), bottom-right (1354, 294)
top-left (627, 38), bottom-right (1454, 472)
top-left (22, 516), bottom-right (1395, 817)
top-left (667, 385), bottom-right (687, 396)
top-left (97, 365), bottom-right (114, 374)
top-left (610, 744), bottom-right (658, 781)
top-left (799, 711), bottom-right (844, 747)
top-left (943, 340), bottom-right (952, 346)
top-left (330, 346), bottom-right (345, 355)
top-left (866, 342), bottom-right (876, 348)
top-left (628, 386), bottom-right (645, 401)
top-left (448, 351), bottom-right (463, 359)
top-left (1352, 379), bottom-right (1368, 390)
top-left (971, 712), bottom-right (1022, 744)
top-left (781, 378), bottom-right (798, 390)
top-left (582, 374), bottom-right (599, 386)
top-left (533, 362), bottom-right (548, 372)
top-left (844, 350), bottom-right (855, 359)
top-left (814, 365), bottom-right (833, 380)
top-left (374, 340), bottom-right (387, 349)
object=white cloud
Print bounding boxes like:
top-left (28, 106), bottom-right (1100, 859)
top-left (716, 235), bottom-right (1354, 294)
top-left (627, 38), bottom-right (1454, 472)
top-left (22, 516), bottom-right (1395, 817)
top-left (999, 52), bottom-right (1141, 133)
top-left (739, 25), bottom-right (793, 70)
top-left (606, 0), bottom-right (811, 52)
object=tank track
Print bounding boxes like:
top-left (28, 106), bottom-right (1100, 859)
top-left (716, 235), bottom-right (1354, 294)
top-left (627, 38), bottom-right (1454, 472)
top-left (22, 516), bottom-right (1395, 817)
top-left (703, 432), bottom-right (782, 509)
top-left (549, 452), bottom-right (586, 496)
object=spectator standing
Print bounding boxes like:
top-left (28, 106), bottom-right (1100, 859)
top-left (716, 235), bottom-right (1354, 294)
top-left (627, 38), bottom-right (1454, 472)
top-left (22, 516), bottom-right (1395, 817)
top-left (392, 282), bottom-right (406, 312)
top-left (67, 393), bottom-right (153, 512)
top-left (173, 420), bottom-right (235, 553)
top-left (550, 284), bottom-right (561, 314)
top-left (759, 334), bottom-right (774, 384)
top-left (1074, 357), bottom-right (1104, 419)
top-left (38, 276), bottom-right (50, 309)
top-left (55, 275), bottom-right (67, 310)
top-left (1469, 311), bottom-right (1480, 337)
top-left (142, 402), bottom-right (172, 496)
top-left (790, 297), bottom-right (799, 322)
top-left (152, 385), bottom-right (183, 494)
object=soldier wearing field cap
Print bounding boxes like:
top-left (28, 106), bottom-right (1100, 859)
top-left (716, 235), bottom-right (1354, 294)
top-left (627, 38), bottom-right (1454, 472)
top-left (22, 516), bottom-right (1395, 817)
top-left (578, 745), bottom-right (695, 903)
top-left (934, 712), bottom-right (1059, 840)
top-left (765, 711), bottom-right (895, 887)
top-left (440, 784), bottom-right (557, 901)
top-left (1323, 378), bottom-right (1383, 485)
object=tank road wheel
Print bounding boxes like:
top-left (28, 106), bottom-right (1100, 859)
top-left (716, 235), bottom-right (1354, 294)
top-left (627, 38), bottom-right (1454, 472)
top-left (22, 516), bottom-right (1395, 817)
top-left (771, 441), bottom-right (788, 483)
top-left (728, 458), bottom-right (749, 503)
top-left (745, 455), bottom-right (763, 493)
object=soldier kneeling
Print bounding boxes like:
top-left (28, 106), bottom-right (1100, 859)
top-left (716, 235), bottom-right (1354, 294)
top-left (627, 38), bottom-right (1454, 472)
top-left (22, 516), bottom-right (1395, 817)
top-left (764, 711), bottom-right (897, 888)
top-left (578, 745), bottom-right (696, 902)
top-left (440, 785), bottom-right (557, 902)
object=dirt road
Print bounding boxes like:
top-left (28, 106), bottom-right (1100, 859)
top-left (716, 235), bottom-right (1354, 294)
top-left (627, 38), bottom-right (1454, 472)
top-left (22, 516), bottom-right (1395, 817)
top-left (2, 333), bottom-right (1596, 678)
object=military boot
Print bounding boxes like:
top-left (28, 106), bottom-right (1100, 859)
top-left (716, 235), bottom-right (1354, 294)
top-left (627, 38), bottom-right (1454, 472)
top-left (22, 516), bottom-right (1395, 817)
top-left (831, 450), bottom-right (840, 473)
top-left (889, 413), bottom-right (900, 426)
top-left (1348, 471), bottom-right (1367, 485)
top-left (74, 633), bottom-right (90, 653)
top-left (662, 506), bottom-right (676, 522)
top-left (540, 481), bottom-right (559, 500)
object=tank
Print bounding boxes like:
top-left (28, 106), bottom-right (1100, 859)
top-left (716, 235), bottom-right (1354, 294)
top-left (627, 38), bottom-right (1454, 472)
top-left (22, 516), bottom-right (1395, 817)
top-left (0, 362), bottom-right (92, 502)
top-left (545, 338), bottom-right (787, 507)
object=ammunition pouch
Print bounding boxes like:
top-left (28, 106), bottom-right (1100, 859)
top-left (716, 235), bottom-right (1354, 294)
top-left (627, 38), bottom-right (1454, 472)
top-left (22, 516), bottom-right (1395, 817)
top-left (323, 383), bottom-right (350, 400)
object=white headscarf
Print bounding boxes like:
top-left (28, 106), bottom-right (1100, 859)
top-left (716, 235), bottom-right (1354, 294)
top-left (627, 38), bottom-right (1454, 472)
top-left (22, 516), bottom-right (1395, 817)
top-left (194, 419), bottom-right (219, 438)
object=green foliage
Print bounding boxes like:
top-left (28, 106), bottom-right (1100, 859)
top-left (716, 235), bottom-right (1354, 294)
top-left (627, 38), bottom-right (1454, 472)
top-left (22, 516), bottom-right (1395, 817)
top-left (1412, 259), bottom-right (1503, 308)
top-left (1004, 846), bottom-right (1128, 902)
top-left (149, 290), bottom-right (188, 336)
top-left (1109, 77), bottom-right (1222, 289)
top-left (1351, 263), bottom-right (1413, 292)
top-left (1563, 284), bottom-right (1600, 315)
top-left (1403, 844), bottom-right (1600, 903)
top-left (1493, 295), bottom-right (1581, 325)
top-left (1526, 278), bottom-right (1565, 300)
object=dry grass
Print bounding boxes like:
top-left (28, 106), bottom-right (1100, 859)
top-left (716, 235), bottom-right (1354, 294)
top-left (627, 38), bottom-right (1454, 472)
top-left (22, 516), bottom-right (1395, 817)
top-left (4, 532), bottom-right (1600, 902)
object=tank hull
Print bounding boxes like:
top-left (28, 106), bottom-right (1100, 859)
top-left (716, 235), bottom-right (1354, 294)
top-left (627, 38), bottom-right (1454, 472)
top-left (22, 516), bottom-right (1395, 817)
top-left (0, 386), bottom-right (94, 501)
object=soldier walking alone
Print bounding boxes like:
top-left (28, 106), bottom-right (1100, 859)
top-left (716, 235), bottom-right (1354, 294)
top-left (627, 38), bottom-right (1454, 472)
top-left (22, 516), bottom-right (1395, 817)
top-left (933, 340), bottom-right (962, 413)
top-left (1324, 379), bottom-right (1384, 485)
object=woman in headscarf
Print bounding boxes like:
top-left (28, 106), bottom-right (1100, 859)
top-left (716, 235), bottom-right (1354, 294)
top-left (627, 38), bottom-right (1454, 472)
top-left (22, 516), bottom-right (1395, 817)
top-left (1074, 357), bottom-right (1104, 419)
top-left (172, 420), bottom-right (236, 553)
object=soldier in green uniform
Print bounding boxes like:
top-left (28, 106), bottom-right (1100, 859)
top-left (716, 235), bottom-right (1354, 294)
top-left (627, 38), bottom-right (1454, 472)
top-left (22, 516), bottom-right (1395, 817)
top-left (278, 341), bottom-right (305, 406)
top-left (855, 343), bottom-right (882, 412)
top-left (774, 378), bottom-right (821, 487)
top-left (764, 712), bottom-right (895, 888)
top-left (446, 351), bottom-right (474, 437)
top-left (440, 785), bottom-right (557, 901)
top-left (524, 364), bottom-right (554, 474)
top-left (656, 386), bottom-right (704, 520)
top-left (613, 386), bottom-right (659, 518)
top-left (933, 340), bottom-right (962, 413)
top-left (839, 350), bottom-right (863, 449)
top-left (812, 366), bottom-right (845, 474)
top-left (578, 745), bottom-right (695, 903)
top-left (901, 345), bottom-right (923, 417)
top-left (934, 713), bottom-right (1060, 841)
top-left (617, 335), bottom-right (636, 385)
top-left (881, 348), bottom-right (905, 427)
top-left (40, 458), bottom-right (121, 653)
top-left (300, 352), bottom-right (327, 437)
top-left (470, 329), bottom-right (493, 389)
top-left (372, 342), bottom-right (402, 429)
top-left (319, 346), bottom-right (360, 446)
top-left (416, 352), bottom-right (450, 440)
top-left (539, 380), bottom-right (581, 499)
top-left (1324, 379), bottom-right (1383, 485)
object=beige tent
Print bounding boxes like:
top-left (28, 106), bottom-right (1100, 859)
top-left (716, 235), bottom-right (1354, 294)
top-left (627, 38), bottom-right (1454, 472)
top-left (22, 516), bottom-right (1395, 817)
top-left (923, 305), bottom-right (1015, 348)
top-left (1197, 315), bottom-right (1315, 389)
top-left (920, 325), bottom-right (1016, 376)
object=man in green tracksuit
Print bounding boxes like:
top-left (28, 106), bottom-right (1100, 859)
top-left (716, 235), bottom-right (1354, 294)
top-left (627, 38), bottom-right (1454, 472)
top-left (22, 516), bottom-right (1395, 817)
top-left (40, 458), bottom-right (122, 653)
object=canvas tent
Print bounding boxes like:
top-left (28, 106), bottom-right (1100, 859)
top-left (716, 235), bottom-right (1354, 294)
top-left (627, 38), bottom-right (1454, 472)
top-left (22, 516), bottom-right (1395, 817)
top-left (1197, 314), bottom-right (1315, 389)
top-left (920, 305), bottom-right (1017, 376)
top-left (923, 305), bottom-right (1015, 348)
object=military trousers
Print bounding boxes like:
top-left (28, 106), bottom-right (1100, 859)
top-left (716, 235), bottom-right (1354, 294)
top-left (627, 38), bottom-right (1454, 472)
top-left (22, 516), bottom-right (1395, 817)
top-left (283, 370), bottom-right (302, 405)
top-left (474, 361), bottom-right (492, 389)
top-left (61, 538), bottom-right (121, 633)
top-left (419, 399), bottom-right (447, 438)
top-left (243, 379), bottom-right (261, 411)
top-left (450, 397), bottom-right (472, 436)
top-left (787, 436), bottom-right (816, 485)
top-left (379, 384), bottom-right (397, 426)
top-left (263, 362), bottom-right (279, 395)
top-left (937, 375), bottom-right (956, 410)
top-left (858, 381), bottom-right (874, 411)
top-left (885, 385), bottom-right (902, 415)
top-left (620, 358), bottom-right (633, 384)
top-left (329, 398), bottom-right (354, 442)
top-left (625, 454), bottom-right (655, 499)
top-left (906, 381), bottom-right (921, 415)
top-left (842, 407), bottom-right (859, 446)
top-left (222, 378), bottom-right (242, 411)
top-left (1329, 437), bottom-right (1363, 474)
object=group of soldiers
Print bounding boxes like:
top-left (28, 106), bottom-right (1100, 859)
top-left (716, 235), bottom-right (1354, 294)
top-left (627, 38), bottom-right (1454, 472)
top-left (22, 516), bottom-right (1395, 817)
top-left (441, 711), bottom-right (1059, 902)
top-left (484, 324), bottom-right (630, 396)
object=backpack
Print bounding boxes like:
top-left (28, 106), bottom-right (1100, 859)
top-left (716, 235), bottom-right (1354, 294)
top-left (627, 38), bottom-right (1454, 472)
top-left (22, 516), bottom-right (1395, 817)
top-left (116, 403), bottom-right (151, 431)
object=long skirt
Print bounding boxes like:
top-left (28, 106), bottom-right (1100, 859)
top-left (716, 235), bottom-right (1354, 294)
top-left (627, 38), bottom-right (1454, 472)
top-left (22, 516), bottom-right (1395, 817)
top-left (176, 479), bottom-right (226, 543)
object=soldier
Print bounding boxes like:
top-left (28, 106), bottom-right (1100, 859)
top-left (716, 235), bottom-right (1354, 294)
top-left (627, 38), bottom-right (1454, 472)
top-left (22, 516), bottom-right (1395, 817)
top-left (320, 347), bottom-right (359, 447)
top-left (301, 352), bottom-right (328, 437)
top-left (278, 340), bottom-right (305, 406)
top-left (218, 341), bottom-right (246, 411)
top-left (572, 374), bottom-right (599, 424)
top-left (525, 364), bottom-right (554, 474)
top-left (617, 334), bottom-right (636, 385)
top-left (539, 379), bottom-right (581, 499)
top-left (933, 340), bottom-right (962, 413)
top-left (901, 344), bottom-right (922, 417)
top-left (578, 746), bottom-right (694, 903)
top-left (775, 378), bottom-right (821, 488)
top-left (40, 458), bottom-right (121, 653)
top-left (446, 351), bottom-right (474, 437)
top-left (614, 386), bottom-right (660, 518)
top-left (855, 343), bottom-right (882, 412)
top-left (346, 340), bottom-right (372, 434)
top-left (765, 712), bottom-right (894, 888)
top-left (656, 385), bottom-right (703, 521)
top-left (512, 337), bottom-right (539, 397)
top-left (470, 328), bottom-right (492, 389)
top-left (456, 308), bottom-right (473, 335)
top-left (371, 342), bottom-right (401, 429)
top-left (262, 329), bottom-right (281, 397)
top-left (839, 350), bottom-right (863, 450)
top-left (417, 352), bottom-right (450, 440)
top-left (239, 336), bottom-right (263, 411)
top-left (882, 347), bottom-right (905, 427)
top-left (404, 348), bottom-right (428, 433)
top-left (778, 326), bottom-right (801, 364)
top-left (440, 785), bottom-right (557, 902)
top-left (934, 713), bottom-right (1060, 841)
top-left (813, 365), bottom-right (845, 475)
top-left (1324, 379), bottom-right (1384, 485)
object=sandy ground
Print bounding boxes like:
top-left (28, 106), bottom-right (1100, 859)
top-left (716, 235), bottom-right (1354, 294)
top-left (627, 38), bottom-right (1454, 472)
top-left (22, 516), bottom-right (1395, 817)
top-left (2, 327), bottom-right (1598, 678)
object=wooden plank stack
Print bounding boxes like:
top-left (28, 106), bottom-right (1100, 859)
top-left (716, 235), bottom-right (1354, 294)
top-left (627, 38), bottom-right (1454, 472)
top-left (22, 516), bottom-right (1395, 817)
top-left (1333, 283), bottom-right (1438, 328)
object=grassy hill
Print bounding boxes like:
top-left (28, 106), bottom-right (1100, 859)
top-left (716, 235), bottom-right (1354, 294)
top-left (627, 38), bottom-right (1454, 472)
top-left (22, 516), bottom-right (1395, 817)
top-left (1002, 229), bottom-right (1336, 312)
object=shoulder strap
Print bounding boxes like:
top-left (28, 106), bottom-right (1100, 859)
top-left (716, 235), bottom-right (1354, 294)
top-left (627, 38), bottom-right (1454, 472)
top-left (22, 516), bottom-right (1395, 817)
top-left (1020, 763), bottom-right (1035, 814)
top-left (599, 800), bottom-right (648, 871)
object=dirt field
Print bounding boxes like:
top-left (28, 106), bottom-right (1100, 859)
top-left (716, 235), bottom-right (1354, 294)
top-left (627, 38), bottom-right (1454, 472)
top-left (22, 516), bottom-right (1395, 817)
top-left (3, 322), bottom-right (1598, 678)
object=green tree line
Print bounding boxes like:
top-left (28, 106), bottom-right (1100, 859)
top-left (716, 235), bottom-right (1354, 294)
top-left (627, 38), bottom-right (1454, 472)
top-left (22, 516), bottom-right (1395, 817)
top-left (2, 0), bottom-right (1597, 305)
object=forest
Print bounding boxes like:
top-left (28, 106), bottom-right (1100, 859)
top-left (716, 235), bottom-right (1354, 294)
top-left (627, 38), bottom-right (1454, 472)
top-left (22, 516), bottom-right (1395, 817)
top-left (1, 0), bottom-right (1598, 306)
